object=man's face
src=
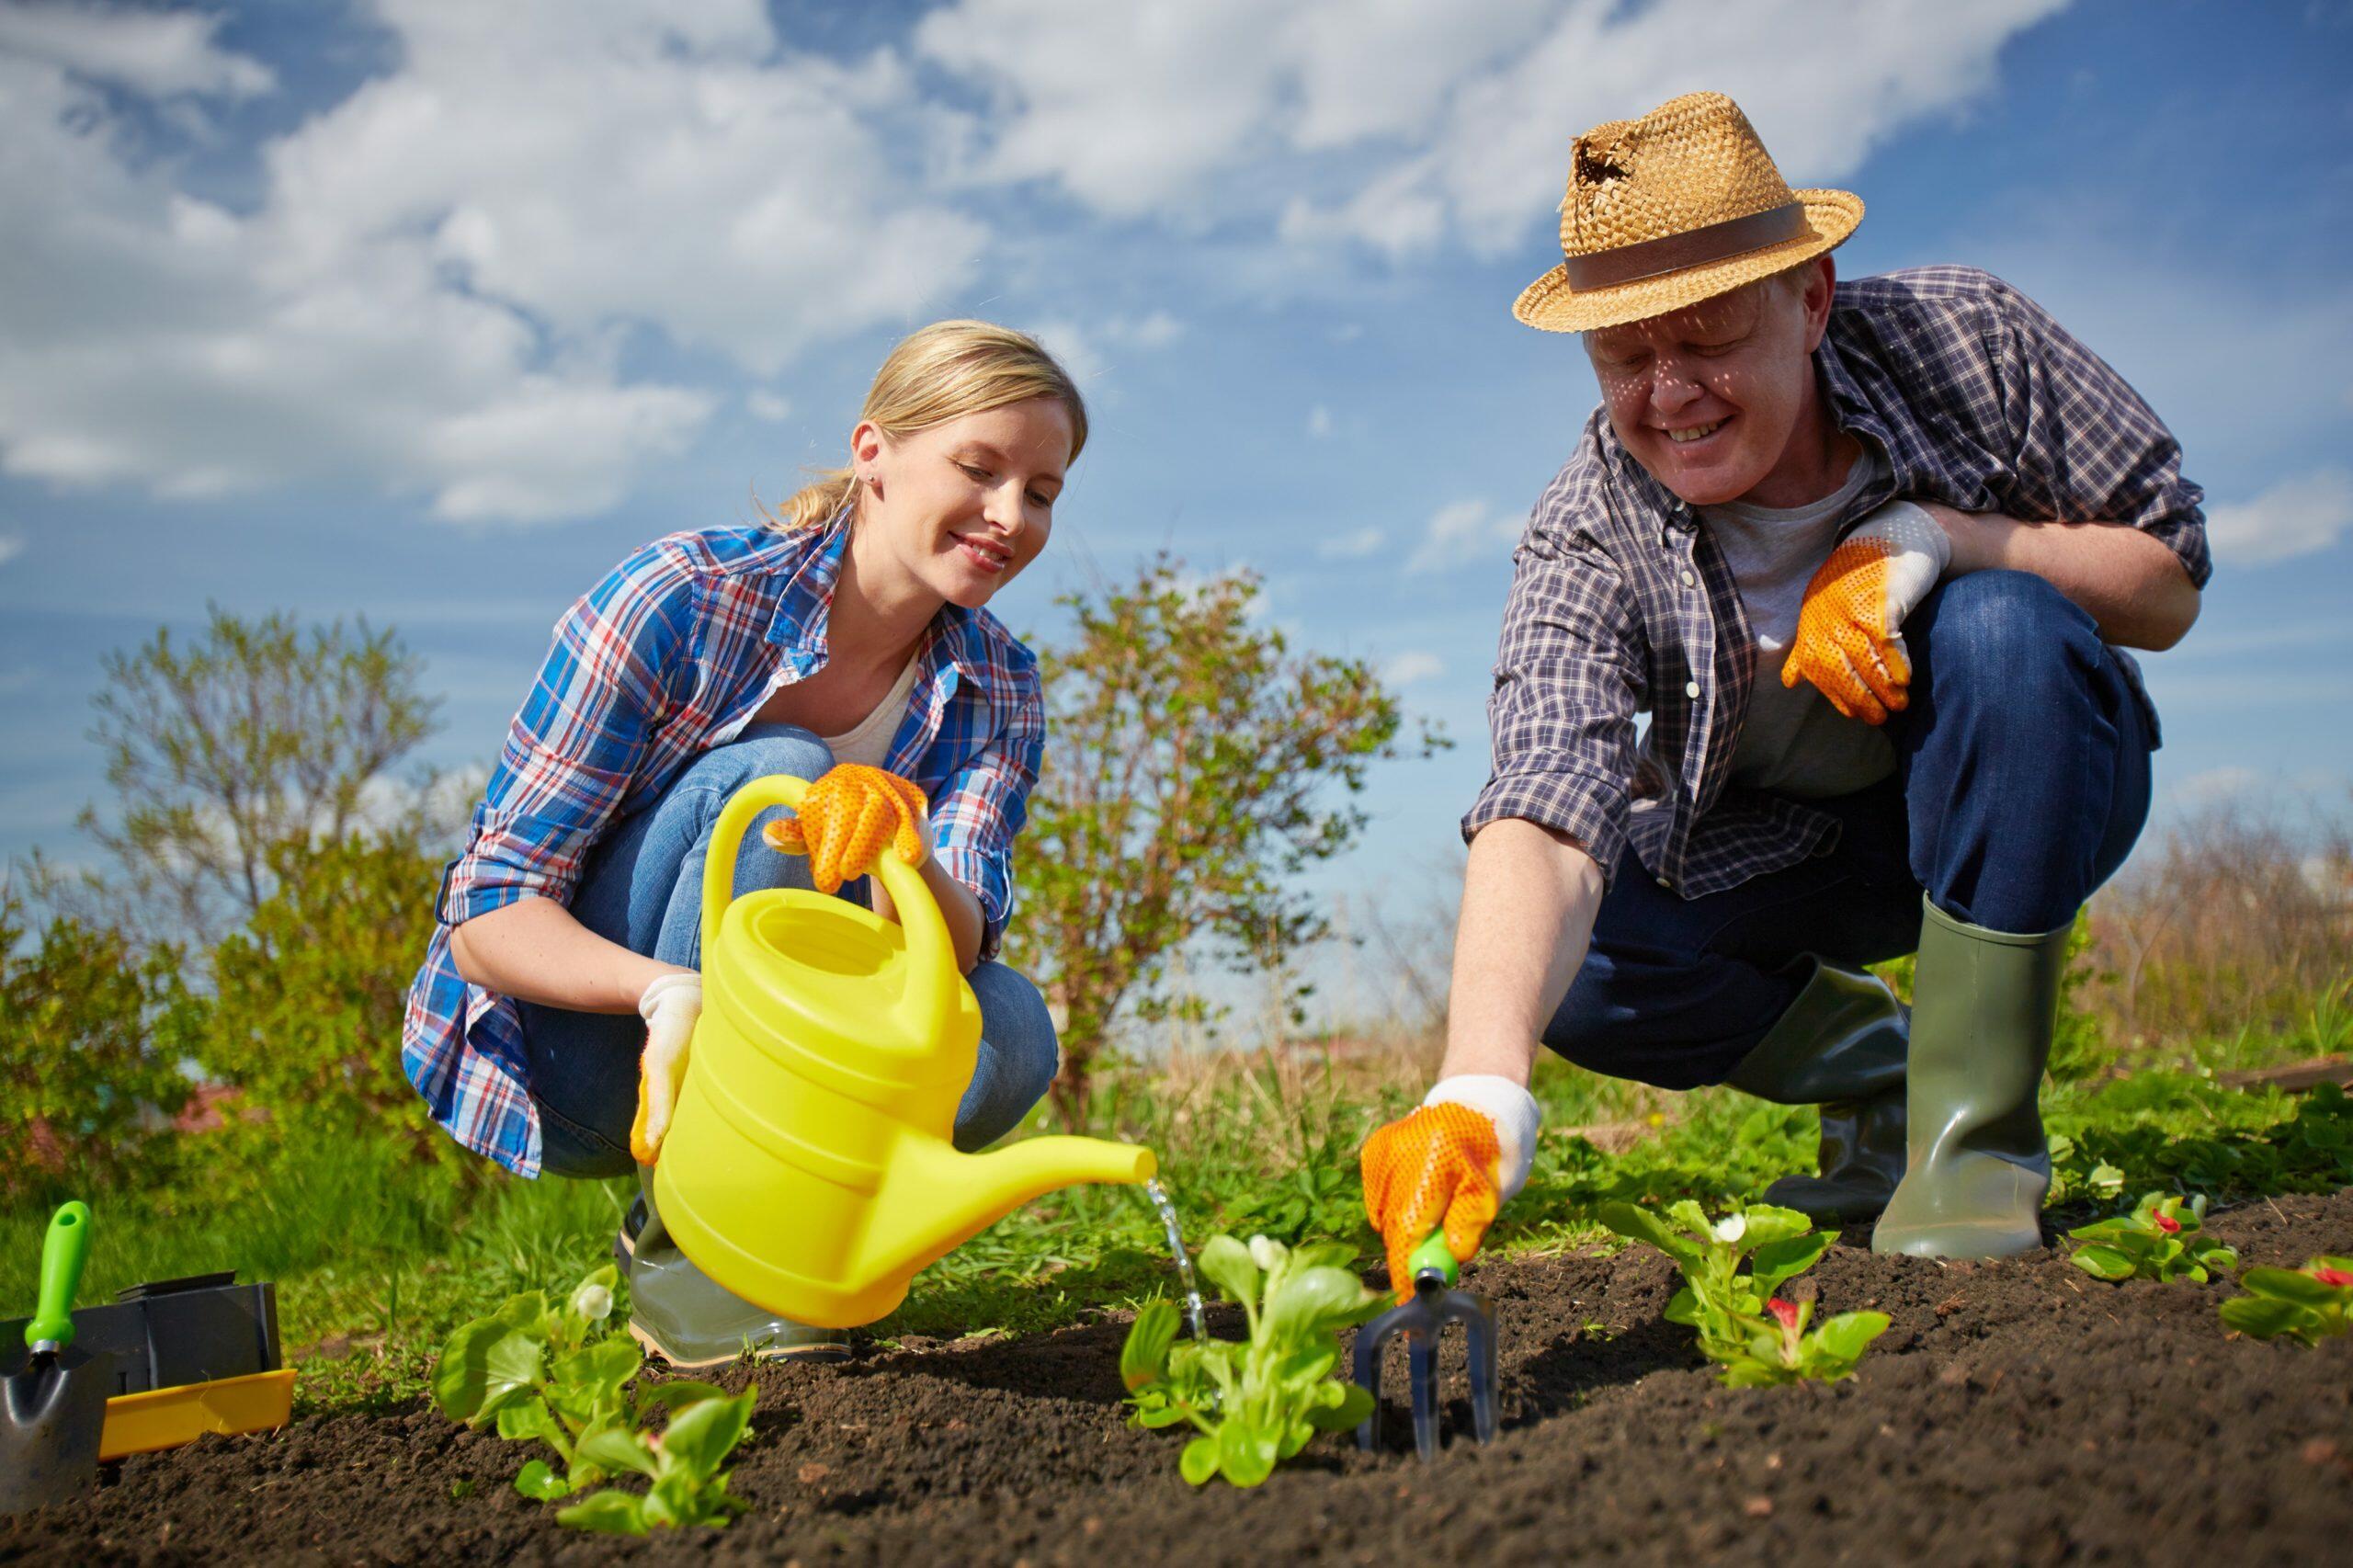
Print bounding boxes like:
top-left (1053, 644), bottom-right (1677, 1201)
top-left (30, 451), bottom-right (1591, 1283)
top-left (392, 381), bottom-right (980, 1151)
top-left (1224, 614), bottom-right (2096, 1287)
top-left (1583, 260), bottom-right (1834, 508)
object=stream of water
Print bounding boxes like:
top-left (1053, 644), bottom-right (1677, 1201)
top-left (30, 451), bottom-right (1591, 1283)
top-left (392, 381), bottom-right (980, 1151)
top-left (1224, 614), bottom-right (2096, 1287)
top-left (1142, 1177), bottom-right (1207, 1340)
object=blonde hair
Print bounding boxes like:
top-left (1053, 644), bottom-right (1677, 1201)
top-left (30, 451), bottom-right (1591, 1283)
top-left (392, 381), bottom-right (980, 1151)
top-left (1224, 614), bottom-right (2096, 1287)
top-left (772, 320), bottom-right (1089, 530)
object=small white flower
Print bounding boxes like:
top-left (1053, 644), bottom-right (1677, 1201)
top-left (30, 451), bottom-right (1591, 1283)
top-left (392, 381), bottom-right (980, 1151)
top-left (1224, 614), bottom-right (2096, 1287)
top-left (1711, 1215), bottom-right (1746, 1244)
top-left (1248, 1235), bottom-right (1284, 1272)
top-left (570, 1281), bottom-right (615, 1323)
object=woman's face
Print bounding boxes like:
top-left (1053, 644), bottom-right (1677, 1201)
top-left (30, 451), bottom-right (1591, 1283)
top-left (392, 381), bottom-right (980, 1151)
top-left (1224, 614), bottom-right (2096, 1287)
top-left (855, 397), bottom-right (1074, 610)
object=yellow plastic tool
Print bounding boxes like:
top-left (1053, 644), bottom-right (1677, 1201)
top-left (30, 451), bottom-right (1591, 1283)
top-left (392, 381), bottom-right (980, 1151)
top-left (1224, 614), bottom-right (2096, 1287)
top-left (97, 1368), bottom-right (294, 1460)
top-left (653, 774), bottom-right (1157, 1328)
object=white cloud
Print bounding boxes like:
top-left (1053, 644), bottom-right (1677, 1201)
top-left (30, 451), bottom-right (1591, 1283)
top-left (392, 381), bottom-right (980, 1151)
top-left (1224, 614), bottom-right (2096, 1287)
top-left (1406, 498), bottom-right (1519, 574)
top-left (922, 0), bottom-right (2063, 256)
top-left (0, 2), bottom-right (274, 98)
top-left (2166, 766), bottom-right (2261, 809)
top-left (1383, 651), bottom-right (1444, 686)
top-left (1030, 319), bottom-right (1106, 387)
top-left (2201, 469), bottom-right (2353, 566)
top-left (1316, 524), bottom-right (1382, 561)
top-left (0, 0), bottom-right (979, 523)
top-left (1307, 404), bottom-right (1334, 438)
top-left (1105, 311), bottom-right (1184, 349)
top-left (0, 535), bottom-right (21, 568)
top-left (745, 390), bottom-right (794, 423)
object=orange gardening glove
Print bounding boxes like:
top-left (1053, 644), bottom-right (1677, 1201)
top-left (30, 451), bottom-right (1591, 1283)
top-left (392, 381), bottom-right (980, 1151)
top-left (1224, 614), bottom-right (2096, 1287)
top-left (1361, 1103), bottom-right (1506, 1302)
top-left (1780, 500), bottom-right (1951, 726)
top-left (760, 764), bottom-right (929, 892)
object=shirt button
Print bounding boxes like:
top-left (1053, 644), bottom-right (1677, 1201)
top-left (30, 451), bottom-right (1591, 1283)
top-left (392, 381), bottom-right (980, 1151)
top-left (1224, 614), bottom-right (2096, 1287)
top-left (1655, 875), bottom-right (1674, 891)
top-left (1684, 680), bottom-right (1700, 699)
top-left (1680, 569), bottom-right (1697, 587)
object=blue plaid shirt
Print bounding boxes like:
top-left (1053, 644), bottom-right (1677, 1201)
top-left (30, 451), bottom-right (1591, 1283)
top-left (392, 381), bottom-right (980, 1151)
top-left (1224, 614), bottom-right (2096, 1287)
top-left (402, 519), bottom-right (1044, 1176)
top-left (1465, 267), bottom-right (2210, 894)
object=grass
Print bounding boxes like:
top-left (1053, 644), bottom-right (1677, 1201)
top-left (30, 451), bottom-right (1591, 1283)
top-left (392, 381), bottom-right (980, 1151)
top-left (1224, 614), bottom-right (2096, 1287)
top-left (4, 988), bottom-right (2346, 1419)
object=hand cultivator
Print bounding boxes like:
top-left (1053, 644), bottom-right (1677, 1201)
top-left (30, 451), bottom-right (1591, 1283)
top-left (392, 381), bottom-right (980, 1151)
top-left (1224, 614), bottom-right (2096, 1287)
top-left (1352, 1233), bottom-right (1498, 1461)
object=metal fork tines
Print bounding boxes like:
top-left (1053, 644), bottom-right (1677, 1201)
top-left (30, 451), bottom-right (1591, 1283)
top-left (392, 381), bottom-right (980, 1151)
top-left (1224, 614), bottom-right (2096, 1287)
top-left (1352, 1267), bottom-right (1498, 1461)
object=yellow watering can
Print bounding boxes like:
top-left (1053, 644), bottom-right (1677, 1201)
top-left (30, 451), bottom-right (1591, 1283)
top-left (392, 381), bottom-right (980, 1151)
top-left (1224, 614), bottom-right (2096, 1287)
top-left (652, 774), bottom-right (1157, 1328)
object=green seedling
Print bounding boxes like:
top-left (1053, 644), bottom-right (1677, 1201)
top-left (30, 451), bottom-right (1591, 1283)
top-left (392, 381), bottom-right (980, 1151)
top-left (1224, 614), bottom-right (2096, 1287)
top-left (1597, 1199), bottom-right (1888, 1388)
top-left (2067, 1191), bottom-right (2237, 1283)
top-left (555, 1387), bottom-right (757, 1536)
top-left (431, 1266), bottom-right (752, 1530)
top-left (2218, 1256), bottom-right (2353, 1346)
top-left (1120, 1233), bottom-right (1385, 1487)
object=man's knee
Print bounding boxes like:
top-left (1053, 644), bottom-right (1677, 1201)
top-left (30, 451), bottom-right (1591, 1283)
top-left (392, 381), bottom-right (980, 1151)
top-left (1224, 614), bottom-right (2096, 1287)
top-left (1917, 570), bottom-right (2092, 695)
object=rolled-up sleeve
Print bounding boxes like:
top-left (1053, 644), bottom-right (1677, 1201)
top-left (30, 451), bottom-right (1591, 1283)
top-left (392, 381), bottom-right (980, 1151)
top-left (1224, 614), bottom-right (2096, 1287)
top-left (438, 550), bottom-right (694, 926)
top-left (1986, 274), bottom-right (2211, 589)
top-left (1461, 466), bottom-right (1649, 885)
top-left (928, 653), bottom-right (1043, 962)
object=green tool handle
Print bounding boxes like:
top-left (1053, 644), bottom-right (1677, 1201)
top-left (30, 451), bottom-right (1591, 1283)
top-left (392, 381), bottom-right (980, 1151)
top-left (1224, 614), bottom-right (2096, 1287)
top-left (25, 1200), bottom-right (91, 1352)
top-left (1409, 1230), bottom-right (1458, 1288)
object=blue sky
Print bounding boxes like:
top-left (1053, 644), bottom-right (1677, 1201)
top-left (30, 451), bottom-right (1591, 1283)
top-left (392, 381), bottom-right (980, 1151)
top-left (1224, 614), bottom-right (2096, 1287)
top-left (3, 1), bottom-right (2349, 1006)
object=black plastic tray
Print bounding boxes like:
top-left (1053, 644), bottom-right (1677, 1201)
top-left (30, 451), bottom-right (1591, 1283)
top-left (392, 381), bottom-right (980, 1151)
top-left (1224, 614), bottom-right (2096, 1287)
top-left (0, 1276), bottom-right (279, 1398)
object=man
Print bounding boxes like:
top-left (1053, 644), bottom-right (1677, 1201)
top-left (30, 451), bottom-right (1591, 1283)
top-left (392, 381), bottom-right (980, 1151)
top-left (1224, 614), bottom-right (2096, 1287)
top-left (1359, 91), bottom-right (2206, 1291)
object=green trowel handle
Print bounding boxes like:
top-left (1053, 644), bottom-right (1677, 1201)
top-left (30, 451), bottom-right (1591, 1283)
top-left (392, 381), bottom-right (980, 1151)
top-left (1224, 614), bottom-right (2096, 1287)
top-left (25, 1200), bottom-right (91, 1351)
top-left (1409, 1230), bottom-right (1458, 1288)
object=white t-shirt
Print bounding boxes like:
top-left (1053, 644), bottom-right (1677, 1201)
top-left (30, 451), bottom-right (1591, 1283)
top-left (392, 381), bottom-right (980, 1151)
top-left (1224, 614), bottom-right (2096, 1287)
top-left (1698, 450), bottom-right (1898, 801)
top-left (820, 655), bottom-right (923, 770)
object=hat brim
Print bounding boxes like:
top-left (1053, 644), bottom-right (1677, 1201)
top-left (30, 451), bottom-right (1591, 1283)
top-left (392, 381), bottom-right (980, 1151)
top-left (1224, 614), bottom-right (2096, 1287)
top-left (1512, 189), bottom-right (1864, 335)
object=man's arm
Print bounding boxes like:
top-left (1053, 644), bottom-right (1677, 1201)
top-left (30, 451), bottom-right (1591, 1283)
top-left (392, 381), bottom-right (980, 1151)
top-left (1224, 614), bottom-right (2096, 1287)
top-left (1928, 506), bottom-right (2201, 652)
top-left (1437, 819), bottom-right (1607, 1085)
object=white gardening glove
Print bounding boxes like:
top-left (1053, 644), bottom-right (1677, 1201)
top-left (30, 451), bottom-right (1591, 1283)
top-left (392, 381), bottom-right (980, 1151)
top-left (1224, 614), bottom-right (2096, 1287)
top-left (1781, 499), bottom-right (1952, 725)
top-left (627, 971), bottom-right (701, 1165)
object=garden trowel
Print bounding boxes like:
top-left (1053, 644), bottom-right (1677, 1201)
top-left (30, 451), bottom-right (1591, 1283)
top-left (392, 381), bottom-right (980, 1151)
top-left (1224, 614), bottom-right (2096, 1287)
top-left (1352, 1232), bottom-right (1498, 1461)
top-left (1, 1202), bottom-right (113, 1514)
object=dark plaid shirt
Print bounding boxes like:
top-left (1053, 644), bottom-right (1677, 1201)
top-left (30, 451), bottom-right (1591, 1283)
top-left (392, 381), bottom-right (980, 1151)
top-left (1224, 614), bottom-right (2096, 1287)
top-left (1463, 267), bottom-right (2211, 897)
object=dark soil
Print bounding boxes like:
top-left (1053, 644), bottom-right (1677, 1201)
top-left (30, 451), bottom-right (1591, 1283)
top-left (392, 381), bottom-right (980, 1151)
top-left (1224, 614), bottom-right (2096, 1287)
top-left (7, 1190), bottom-right (2349, 1566)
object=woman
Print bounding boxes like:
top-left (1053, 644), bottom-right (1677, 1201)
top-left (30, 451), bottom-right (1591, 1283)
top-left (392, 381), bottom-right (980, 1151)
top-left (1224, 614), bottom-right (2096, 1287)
top-left (402, 321), bottom-right (1084, 1366)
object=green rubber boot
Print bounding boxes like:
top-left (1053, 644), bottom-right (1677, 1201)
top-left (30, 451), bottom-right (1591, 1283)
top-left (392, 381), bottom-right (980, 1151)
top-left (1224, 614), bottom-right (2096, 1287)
top-left (1726, 959), bottom-right (1908, 1227)
top-left (623, 1168), bottom-right (851, 1368)
top-left (1871, 899), bottom-right (2072, 1260)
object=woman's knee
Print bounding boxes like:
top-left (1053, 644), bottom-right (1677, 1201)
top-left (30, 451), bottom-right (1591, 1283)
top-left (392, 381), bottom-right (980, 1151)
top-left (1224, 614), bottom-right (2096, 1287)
top-left (968, 961), bottom-right (1060, 1100)
top-left (674, 725), bottom-right (835, 799)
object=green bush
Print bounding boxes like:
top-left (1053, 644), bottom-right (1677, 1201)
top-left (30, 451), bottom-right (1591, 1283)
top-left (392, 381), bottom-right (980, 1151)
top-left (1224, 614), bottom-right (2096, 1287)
top-left (0, 888), bottom-right (200, 1206)
top-left (198, 832), bottom-right (449, 1165)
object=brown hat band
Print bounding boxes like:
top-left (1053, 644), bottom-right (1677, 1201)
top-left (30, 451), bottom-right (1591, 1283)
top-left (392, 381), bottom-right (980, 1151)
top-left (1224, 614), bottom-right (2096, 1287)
top-left (1561, 200), bottom-right (1810, 291)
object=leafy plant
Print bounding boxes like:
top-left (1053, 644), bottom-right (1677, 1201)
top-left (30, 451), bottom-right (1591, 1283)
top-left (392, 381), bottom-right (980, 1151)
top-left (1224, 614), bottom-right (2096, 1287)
top-left (1120, 1233), bottom-right (1385, 1486)
top-left (2066, 1191), bottom-right (2237, 1282)
top-left (1597, 1199), bottom-right (1889, 1388)
top-left (2218, 1256), bottom-right (2353, 1346)
top-left (432, 1267), bottom-right (753, 1530)
top-left (556, 1388), bottom-right (757, 1535)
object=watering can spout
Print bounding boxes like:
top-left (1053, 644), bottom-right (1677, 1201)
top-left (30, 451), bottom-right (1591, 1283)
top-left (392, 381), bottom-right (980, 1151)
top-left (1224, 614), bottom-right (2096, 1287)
top-left (862, 1134), bottom-right (1158, 1290)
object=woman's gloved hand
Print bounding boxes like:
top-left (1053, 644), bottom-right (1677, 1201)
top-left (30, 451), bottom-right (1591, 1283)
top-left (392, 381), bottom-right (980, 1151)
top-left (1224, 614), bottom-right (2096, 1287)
top-left (761, 764), bottom-right (929, 893)
top-left (1781, 499), bottom-right (1952, 725)
top-left (1359, 1076), bottom-right (1540, 1301)
top-left (628, 971), bottom-right (701, 1165)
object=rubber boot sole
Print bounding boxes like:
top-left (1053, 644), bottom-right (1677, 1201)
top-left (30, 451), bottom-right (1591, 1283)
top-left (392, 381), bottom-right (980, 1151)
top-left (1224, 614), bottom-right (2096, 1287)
top-left (626, 1318), bottom-right (853, 1369)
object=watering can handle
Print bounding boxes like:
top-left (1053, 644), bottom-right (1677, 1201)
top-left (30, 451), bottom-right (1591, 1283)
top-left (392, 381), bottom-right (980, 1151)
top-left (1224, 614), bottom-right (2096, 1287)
top-left (699, 774), bottom-right (959, 1041)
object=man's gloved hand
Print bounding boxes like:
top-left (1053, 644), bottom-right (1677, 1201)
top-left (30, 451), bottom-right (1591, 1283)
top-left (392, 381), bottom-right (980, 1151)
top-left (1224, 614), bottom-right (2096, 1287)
top-left (1359, 1076), bottom-right (1541, 1300)
top-left (1781, 499), bottom-right (1952, 725)
top-left (761, 763), bottom-right (929, 893)
top-left (628, 971), bottom-right (701, 1165)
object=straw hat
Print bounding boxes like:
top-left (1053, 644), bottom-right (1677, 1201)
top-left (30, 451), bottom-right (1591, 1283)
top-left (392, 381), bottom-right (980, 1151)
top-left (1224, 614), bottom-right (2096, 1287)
top-left (1513, 91), bottom-right (1863, 335)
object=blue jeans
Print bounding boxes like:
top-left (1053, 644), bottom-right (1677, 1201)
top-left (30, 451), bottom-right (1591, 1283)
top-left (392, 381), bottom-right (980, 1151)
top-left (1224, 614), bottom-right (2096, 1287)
top-left (518, 725), bottom-right (1060, 1178)
top-left (1547, 571), bottom-right (2153, 1090)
